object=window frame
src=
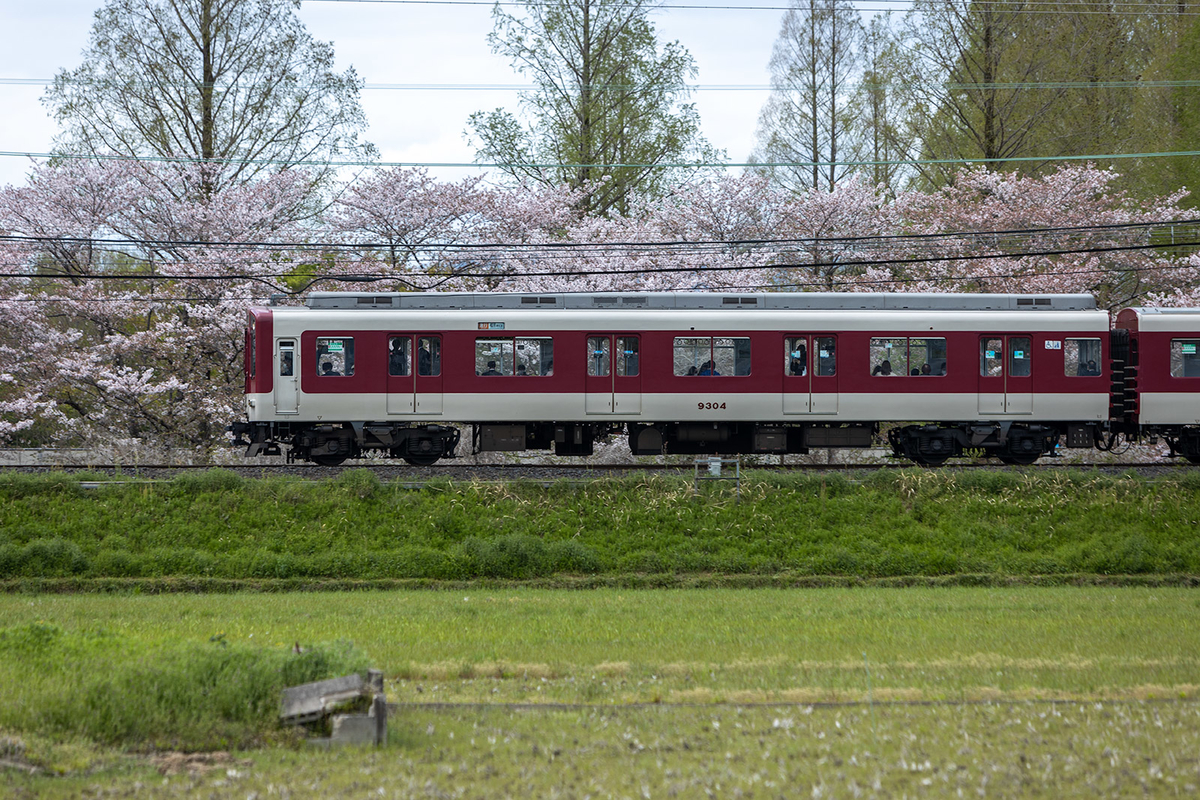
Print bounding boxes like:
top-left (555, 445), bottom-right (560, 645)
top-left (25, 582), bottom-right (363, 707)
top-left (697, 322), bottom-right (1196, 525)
top-left (279, 340), bottom-right (295, 377)
top-left (616, 336), bottom-right (639, 377)
top-left (315, 336), bottom-right (355, 377)
top-left (1064, 338), bottom-right (1102, 377)
top-left (476, 336), bottom-right (555, 377)
top-left (388, 336), bottom-right (412, 377)
top-left (1170, 338), bottom-right (1200, 378)
top-left (785, 335), bottom-right (837, 377)
top-left (871, 336), bottom-right (947, 377)
top-left (673, 335), bottom-right (751, 376)
top-left (417, 336), bottom-right (442, 377)
top-left (1009, 336), bottom-right (1032, 377)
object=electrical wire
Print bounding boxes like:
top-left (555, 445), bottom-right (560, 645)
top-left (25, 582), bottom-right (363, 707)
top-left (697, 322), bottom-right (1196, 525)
top-left (11, 77), bottom-right (1200, 91)
top-left (0, 236), bottom-right (1195, 287)
top-left (2, 217), bottom-right (1196, 255)
top-left (302, 0), bottom-right (1200, 15)
top-left (5, 147), bottom-right (1200, 170)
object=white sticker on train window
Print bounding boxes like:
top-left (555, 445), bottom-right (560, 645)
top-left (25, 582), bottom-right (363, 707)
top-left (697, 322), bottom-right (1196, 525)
top-left (1185, 344), bottom-right (1197, 355)
top-left (1045, 340), bottom-right (1062, 350)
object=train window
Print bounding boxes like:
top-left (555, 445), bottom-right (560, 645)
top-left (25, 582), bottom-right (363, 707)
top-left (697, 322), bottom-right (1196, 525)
top-left (477, 337), bottom-right (554, 376)
top-left (674, 337), bottom-right (750, 376)
top-left (870, 337), bottom-right (905, 375)
top-left (872, 337), bottom-right (945, 376)
top-left (315, 337), bottom-right (354, 376)
top-left (417, 337), bottom-right (441, 376)
top-left (722, 338), bottom-right (752, 375)
top-left (1010, 337), bottom-right (1032, 377)
top-left (674, 337), bottom-right (708, 375)
top-left (476, 338), bottom-right (512, 376)
top-left (1170, 339), bottom-right (1200, 377)
top-left (616, 337), bottom-right (639, 377)
top-left (516, 337), bottom-right (554, 376)
top-left (815, 337), bottom-right (836, 376)
top-left (785, 338), bottom-right (808, 376)
top-left (587, 337), bottom-right (611, 376)
top-left (910, 338), bottom-right (946, 376)
top-left (1066, 338), bottom-right (1102, 376)
top-left (980, 338), bottom-right (1003, 377)
top-left (247, 322), bottom-right (256, 378)
top-left (388, 336), bottom-right (411, 376)
top-left (279, 340), bottom-right (294, 377)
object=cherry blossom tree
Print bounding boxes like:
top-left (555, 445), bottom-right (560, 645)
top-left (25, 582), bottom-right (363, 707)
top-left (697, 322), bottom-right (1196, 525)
top-left (884, 166), bottom-right (1190, 307)
top-left (0, 159), bottom-right (316, 453)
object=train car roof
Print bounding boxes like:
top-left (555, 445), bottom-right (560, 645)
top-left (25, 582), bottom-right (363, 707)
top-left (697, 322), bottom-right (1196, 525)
top-left (299, 291), bottom-right (1098, 312)
top-left (1118, 306), bottom-right (1200, 332)
top-left (265, 294), bottom-right (1109, 333)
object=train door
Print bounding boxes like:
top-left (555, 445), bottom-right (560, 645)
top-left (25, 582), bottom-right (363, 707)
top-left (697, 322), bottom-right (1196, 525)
top-left (387, 334), bottom-right (443, 415)
top-left (978, 335), bottom-right (1033, 414)
top-left (274, 339), bottom-right (298, 414)
top-left (585, 335), bottom-right (642, 414)
top-left (783, 335), bottom-right (838, 414)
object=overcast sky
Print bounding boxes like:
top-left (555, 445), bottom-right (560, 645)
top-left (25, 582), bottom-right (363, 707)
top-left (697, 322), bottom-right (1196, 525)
top-left (0, 0), bottom-right (792, 190)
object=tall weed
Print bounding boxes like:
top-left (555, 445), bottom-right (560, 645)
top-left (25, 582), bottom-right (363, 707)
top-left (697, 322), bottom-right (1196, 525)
top-left (0, 623), bottom-right (369, 749)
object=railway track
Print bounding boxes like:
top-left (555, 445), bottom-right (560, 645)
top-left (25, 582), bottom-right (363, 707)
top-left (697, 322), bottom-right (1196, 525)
top-left (0, 459), bottom-right (1192, 480)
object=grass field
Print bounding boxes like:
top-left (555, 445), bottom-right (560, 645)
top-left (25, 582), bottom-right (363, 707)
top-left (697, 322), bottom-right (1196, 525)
top-left (3, 588), bottom-right (1199, 797)
top-left (2, 468), bottom-right (1200, 582)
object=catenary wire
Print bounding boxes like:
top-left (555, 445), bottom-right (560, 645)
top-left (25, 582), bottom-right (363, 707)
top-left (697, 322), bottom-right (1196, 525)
top-left (2, 217), bottom-right (1197, 254)
top-left (4, 148), bottom-right (1200, 170)
top-left (0, 237), bottom-right (1196, 286)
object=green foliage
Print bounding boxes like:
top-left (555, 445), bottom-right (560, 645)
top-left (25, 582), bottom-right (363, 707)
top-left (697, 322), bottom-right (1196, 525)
top-left (330, 468), bottom-right (382, 499)
top-left (44, 0), bottom-right (373, 195)
top-left (2, 468), bottom-right (1199, 584)
top-left (0, 472), bottom-right (91, 499)
top-left (0, 622), bottom-right (369, 750)
top-left (456, 534), bottom-right (602, 579)
top-left (468, 0), bottom-right (713, 215)
top-left (0, 539), bottom-right (89, 578)
top-left (169, 468), bottom-right (246, 494)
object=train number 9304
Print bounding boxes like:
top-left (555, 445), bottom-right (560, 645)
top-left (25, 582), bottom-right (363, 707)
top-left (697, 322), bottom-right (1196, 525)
top-left (698, 401), bottom-right (727, 410)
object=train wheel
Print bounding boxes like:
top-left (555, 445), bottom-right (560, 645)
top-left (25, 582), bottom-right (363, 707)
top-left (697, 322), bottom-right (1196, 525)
top-left (312, 454), bottom-right (349, 467)
top-left (403, 454), bottom-right (440, 467)
top-left (1187, 455), bottom-right (1200, 465)
top-left (911, 452), bottom-right (950, 468)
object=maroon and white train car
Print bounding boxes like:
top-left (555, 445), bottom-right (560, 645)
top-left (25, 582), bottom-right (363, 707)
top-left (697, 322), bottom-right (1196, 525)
top-left (1115, 307), bottom-right (1200, 463)
top-left (230, 291), bottom-right (1119, 466)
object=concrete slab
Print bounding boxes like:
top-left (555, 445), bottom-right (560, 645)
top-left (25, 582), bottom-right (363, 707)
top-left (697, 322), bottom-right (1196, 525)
top-left (280, 674), bottom-right (366, 724)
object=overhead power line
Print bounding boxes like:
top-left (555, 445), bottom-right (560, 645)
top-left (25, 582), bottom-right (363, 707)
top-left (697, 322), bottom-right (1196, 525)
top-left (3, 148), bottom-right (1200, 170)
top-left (0, 234), bottom-right (1196, 286)
top-left (10, 76), bottom-right (1200, 91)
top-left (2, 217), bottom-right (1197, 254)
top-left (302, 0), bottom-right (1200, 14)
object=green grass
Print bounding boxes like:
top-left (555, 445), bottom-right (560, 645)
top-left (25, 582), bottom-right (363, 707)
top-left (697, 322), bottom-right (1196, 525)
top-left (15, 702), bottom-right (1200, 799)
top-left (2, 587), bottom-right (1199, 796)
top-left (1, 588), bottom-right (1197, 711)
top-left (0, 620), bottom-right (369, 752)
top-left (2, 468), bottom-right (1200, 582)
